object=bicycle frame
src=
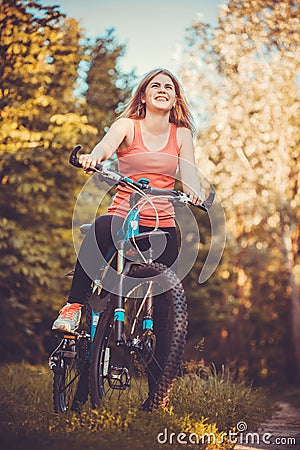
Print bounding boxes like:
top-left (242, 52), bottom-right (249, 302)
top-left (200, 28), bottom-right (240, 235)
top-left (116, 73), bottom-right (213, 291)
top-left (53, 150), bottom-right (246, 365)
top-left (106, 213), bottom-right (158, 344)
top-left (76, 218), bottom-right (162, 347)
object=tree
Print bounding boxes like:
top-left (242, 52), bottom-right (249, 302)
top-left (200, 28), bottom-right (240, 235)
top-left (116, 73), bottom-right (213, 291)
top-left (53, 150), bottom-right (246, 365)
top-left (0, 1), bottom-right (136, 363)
top-left (180, 0), bottom-right (300, 383)
top-left (84, 28), bottom-right (135, 141)
top-left (0, 0), bottom-right (97, 362)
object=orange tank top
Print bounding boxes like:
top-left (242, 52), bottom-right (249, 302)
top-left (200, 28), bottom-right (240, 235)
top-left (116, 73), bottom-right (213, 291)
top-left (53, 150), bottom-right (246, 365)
top-left (107, 119), bottom-right (180, 227)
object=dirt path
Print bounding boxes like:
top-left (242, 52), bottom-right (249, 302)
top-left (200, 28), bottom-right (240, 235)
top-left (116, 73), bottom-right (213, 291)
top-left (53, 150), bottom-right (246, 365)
top-left (235, 402), bottom-right (300, 450)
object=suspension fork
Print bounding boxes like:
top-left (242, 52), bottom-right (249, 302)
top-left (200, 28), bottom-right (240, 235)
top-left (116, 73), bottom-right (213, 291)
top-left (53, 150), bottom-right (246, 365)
top-left (114, 241), bottom-right (155, 341)
top-left (115, 240), bottom-right (125, 343)
top-left (143, 246), bottom-right (154, 331)
top-left (143, 282), bottom-right (154, 331)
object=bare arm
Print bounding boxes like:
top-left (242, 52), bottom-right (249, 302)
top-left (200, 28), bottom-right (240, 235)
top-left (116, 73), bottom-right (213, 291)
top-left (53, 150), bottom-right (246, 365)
top-left (79, 118), bottom-right (131, 171)
top-left (178, 128), bottom-right (205, 204)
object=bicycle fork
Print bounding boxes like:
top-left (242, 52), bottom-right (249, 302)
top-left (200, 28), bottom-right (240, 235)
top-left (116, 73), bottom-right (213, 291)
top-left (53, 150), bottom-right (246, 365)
top-left (114, 241), bottom-right (154, 343)
top-left (114, 241), bottom-right (126, 343)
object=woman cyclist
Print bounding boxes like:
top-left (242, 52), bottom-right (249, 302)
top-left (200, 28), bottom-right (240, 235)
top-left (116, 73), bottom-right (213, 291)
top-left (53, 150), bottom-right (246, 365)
top-left (52, 68), bottom-right (203, 389)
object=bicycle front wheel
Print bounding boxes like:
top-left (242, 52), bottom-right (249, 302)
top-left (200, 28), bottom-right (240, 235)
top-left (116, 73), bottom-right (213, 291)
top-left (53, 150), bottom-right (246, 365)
top-left (52, 305), bottom-right (91, 413)
top-left (90, 262), bottom-right (188, 411)
top-left (53, 340), bottom-right (89, 413)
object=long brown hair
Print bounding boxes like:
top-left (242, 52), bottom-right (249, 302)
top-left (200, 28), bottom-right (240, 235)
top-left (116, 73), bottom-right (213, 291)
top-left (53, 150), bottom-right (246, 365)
top-left (119, 68), bottom-right (196, 135)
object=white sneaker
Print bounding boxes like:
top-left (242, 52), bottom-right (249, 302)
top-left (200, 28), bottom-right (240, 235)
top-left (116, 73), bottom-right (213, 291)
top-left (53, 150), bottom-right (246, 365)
top-left (52, 303), bottom-right (82, 333)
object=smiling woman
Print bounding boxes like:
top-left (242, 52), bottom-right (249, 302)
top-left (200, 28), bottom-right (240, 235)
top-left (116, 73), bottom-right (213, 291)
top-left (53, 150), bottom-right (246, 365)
top-left (119, 68), bottom-right (196, 134)
top-left (143, 75), bottom-right (176, 118)
top-left (52, 68), bottom-right (204, 407)
top-left (52, 68), bottom-right (204, 327)
top-left (143, 74), bottom-right (176, 107)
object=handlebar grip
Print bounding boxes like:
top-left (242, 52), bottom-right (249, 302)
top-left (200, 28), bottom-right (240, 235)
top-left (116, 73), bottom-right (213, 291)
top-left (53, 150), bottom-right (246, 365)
top-left (69, 145), bottom-right (102, 172)
top-left (69, 145), bottom-right (83, 168)
top-left (190, 191), bottom-right (215, 212)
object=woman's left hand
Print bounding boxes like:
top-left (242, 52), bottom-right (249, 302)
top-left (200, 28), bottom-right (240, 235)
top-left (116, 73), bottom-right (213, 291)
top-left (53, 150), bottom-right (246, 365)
top-left (187, 191), bottom-right (205, 205)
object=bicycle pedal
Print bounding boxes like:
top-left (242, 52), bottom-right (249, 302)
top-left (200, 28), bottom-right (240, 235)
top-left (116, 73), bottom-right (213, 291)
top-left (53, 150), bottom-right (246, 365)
top-left (62, 350), bottom-right (77, 358)
top-left (63, 334), bottom-right (78, 340)
top-left (53, 329), bottom-right (79, 339)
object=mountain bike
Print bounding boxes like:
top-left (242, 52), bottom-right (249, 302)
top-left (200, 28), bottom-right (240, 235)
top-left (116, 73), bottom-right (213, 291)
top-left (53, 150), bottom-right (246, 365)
top-left (49, 145), bottom-right (214, 413)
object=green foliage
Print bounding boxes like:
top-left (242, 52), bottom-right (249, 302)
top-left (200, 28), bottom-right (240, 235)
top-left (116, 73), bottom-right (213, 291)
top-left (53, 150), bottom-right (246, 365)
top-left (181, 0), bottom-right (300, 385)
top-left (84, 28), bottom-right (136, 141)
top-left (0, 362), bottom-right (272, 450)
top-left (171, 365), bottom-right (273, 432)
top-left (0, 0), bottom-right (134, 363)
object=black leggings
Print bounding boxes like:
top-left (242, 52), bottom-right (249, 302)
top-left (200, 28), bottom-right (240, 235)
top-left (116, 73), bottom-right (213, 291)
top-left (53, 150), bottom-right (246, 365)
top-left (68, 214), bottom-right (179, 393)
top-left (68, 214), bottom-right (178, 303)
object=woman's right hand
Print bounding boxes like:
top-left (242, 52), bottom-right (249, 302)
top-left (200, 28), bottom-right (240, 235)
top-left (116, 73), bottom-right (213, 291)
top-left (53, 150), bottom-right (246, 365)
top-left (78, 154), bottom-right (101, 173)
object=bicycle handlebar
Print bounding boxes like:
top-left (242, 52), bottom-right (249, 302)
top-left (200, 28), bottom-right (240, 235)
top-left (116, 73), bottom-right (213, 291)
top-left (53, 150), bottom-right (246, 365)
top-left (69, 145), bottom-right (215, 212)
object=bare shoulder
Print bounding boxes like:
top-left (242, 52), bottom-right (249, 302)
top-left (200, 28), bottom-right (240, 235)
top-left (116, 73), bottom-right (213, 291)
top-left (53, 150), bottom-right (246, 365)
top-left (176, 126), bottom-right (193, 148)
top-left (110, 117), bottom-right (134, 150)
top-left (110, 117), bottom-right (133, 133)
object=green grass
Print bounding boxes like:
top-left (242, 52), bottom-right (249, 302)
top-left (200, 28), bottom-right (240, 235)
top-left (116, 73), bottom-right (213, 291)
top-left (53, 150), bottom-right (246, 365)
top-left (0, 362), bottom-right (272, 450)
top-left (170, 365), bottom-right (273, 431)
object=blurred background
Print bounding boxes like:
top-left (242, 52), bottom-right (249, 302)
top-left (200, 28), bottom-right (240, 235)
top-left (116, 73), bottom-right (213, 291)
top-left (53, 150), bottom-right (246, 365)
top-left (0, 0), bottom-right (299, 388)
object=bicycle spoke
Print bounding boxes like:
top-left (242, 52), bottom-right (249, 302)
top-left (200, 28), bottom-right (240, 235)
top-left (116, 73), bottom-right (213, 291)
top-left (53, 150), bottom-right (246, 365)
top-left (58, 370), bottom-right (80, 394)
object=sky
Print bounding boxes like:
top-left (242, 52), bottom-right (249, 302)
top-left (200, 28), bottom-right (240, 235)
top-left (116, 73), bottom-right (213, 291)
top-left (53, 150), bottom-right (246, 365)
top-left (40, 0), bottom-right (223, 76)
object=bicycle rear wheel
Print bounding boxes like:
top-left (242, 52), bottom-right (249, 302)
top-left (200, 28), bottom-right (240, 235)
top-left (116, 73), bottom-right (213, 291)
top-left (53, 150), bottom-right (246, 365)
top-left (90, 262), bottom-right (188, 411)
top-left (51, 305), bottom-right (91, 413)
